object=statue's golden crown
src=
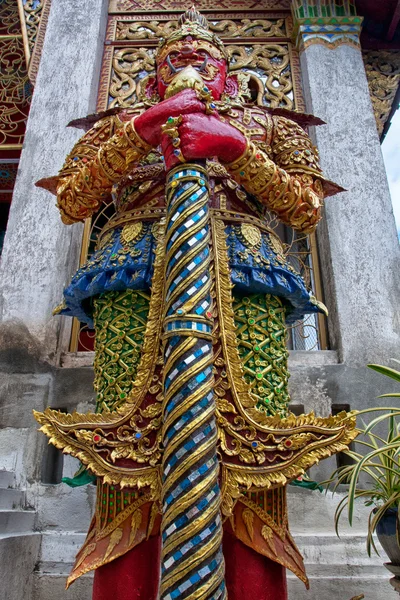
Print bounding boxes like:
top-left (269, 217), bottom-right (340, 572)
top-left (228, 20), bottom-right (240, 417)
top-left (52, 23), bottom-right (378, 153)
top-left (156, 6), bottom-right (228, 63)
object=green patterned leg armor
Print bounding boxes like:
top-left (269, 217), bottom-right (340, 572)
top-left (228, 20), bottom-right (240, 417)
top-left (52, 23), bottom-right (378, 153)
top-left (233, 293), bottom-right (289, 417)
top-left (63, 289), bottom-right (150, 487)
top-left (93, 289), bottom-right (150, 412)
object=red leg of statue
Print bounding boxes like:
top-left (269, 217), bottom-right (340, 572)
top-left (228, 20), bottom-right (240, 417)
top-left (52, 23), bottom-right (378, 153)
top-left (92, 535), bottom-right (161, 600)
top-left (223, 530), bottom-right (288, 600)
top-left (92, 530), bottom-right (287, 600)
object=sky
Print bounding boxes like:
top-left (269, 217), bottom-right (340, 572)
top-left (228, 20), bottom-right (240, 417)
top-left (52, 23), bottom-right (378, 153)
top-left (382, 108), bottom-right (400, 234)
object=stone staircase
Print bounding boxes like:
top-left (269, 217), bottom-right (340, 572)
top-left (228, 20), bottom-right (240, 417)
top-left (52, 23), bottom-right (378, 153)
top-left (0, 469), bottom-right (36, 531)
top-left (287, 534), bottom-right (398, 599)
top-left (30, 488), bottom-right (399, 600)
top-left (0, 470), bottom-right (41, 600)
top-left (33, 533), bottom-right (398, 600)
top-left (0, 470), bottom-right (390, 600)
top-left (286, 488), bottom-right (398, 600)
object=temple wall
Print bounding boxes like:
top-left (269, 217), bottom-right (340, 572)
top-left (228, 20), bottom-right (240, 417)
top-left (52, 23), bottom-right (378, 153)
top-left (299, 43), bottom-right (400, 366)
top-left (0, 0), bottom-right (108, 362)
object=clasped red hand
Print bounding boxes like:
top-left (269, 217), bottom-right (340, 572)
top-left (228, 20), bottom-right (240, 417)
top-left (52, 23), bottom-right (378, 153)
top-left (134, 88), bottom-right (247, 170)
top-left (161, 113), bottom-right (247, 170)
top-left (134, 89), bottom-right (205, 147)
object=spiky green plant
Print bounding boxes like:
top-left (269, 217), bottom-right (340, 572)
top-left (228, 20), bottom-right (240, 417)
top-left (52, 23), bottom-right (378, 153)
top-left (322, 362), bottom-right (400, 556)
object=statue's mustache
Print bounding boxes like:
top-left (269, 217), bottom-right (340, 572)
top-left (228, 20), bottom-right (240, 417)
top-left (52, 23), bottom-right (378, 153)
top-left (166, 55), bottom-right (208, 74)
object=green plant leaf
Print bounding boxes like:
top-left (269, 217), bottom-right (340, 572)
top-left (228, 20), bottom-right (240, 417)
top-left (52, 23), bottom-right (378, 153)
top-left (367, 508), bottom-right (380, 557)
top-left (364, 411), bottom-right (400, 434)
top-left (347, 442), bottom-right (400, 525)
top-left (334, 494), bottom-right (350, 537)
top-left (367, 364), bottom-right (400, 383)
top-left (325, 365), bottom-right (400, 558)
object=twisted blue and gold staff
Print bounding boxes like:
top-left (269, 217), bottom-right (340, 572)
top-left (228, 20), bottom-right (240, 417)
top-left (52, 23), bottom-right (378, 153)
top-left (160, 162), bottom-right (225, 599)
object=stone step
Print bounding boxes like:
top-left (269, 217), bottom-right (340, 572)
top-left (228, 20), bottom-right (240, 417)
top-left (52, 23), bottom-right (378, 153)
top-left (0, 470), bottom-right (15, 488)
top-left (293, 533), bottom-right (388, 567)
top-left (34, 573), bottom-right (92, 600)
top-left (40, 532), bottom-right (86, 566)
top-left (33, 570), bottom-right (397, 600)
top-left (288, 574), bottom-right (398, 600)
top-left (36, 530), bottom-right (90, 599)
top-left (35, 531), bottom-right (397, 600)
top-left (291, 532), bottom-right (397, 599)
top-left (0, 509), bottom-right (36, 534)
top-left (0, 488), bottom-right (25, 510)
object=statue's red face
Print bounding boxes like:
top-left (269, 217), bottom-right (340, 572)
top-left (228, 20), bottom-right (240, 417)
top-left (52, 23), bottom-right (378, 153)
top-left (156, 36), bottom-right (228, 100)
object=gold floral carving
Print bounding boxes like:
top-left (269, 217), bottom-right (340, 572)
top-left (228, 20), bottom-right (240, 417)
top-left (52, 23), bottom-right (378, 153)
top-left (147, 500), bottom-right (160, 539)
top-left (0, 0), bottom-right (22, 36)
top-left (212, 19), bottom-right (287, 38)
top-left (116, 19), bottom-right (286, 41)
top-left (26, 0), bottom-right (51, 84)
top-left (121, 221), bottom-right (143, 244)
top-left (104, 527), bottom-right (123, 560)
top-left (109, 47), bottom-right (156, 108)
top-left (284, 541), bottom-right (304, 570)
top-left (107, 43), bottom-right (295, 110)
top-left (363, 50), bottom-right (400, 138)
top-left (74, 542), bottom-right (97, 570)
top-left (236, 493), bottom-right (308, 584)
top-left (240, 223), bottom-right (262, 247)
top-left (0, 30), bottom-right (32, 147)
top-left (21, 0), bottom-right (45, 56)
top-left (261, 525), bottom-right (277, 556)
top-left (242, 508), bottom-right (254, 540)
top-left (0, 0), bottom-right (52, 87)
top-left (241, 491), bottom-right (287, 540)
top-left (102, 22), bottom-right (301, 112)
top-left (128, 509), bottom-right (142, 546)
top-left (66, 495), bottom-right (155, 586)
top-left (227, 44), bottom-right (293, 109)
top-left (109, 0), bottom-right (291, 11)
top-left (268, 233), bottom-right (285, 256)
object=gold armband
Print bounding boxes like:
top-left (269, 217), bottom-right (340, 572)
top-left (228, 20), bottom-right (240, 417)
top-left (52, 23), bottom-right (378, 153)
top-left (224, 140), bottom-right (276, 196)
top-left (224, 140), bottom-right (323, 233)
top-left (97, 118), bottom-right (152, 183)
top-left (124, 118), bottom-right (152, 154)
top-left (56, 117), bottom-right (151, 223)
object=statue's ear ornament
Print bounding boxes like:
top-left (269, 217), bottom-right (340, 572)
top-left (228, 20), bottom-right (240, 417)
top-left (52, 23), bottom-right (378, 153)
top-left (138, 74), bottom-right (160, 105)
top-left (222, 72), bottom-right (253, 104)
top-left (223, 74), bottom-right (239, 99)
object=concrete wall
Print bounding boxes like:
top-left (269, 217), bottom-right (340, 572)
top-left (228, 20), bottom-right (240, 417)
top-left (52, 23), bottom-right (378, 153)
top-left (0, 0), bottom-right (108, 363)
top-left (300, 44), bottom-right (400, 366)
